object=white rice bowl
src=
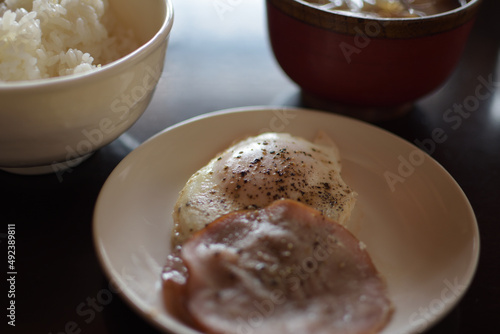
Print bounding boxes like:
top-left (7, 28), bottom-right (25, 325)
top-left (0, 0), bottom-right (138, 82)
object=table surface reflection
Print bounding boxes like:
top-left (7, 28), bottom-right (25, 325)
top-left (2, 0), bottom-right (499, 333)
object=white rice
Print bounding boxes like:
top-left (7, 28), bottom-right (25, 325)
top-left (0, 0), bottom-right (139, 82)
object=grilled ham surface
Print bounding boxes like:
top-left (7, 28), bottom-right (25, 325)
top-left (163, 199), bottom-right (392, 334)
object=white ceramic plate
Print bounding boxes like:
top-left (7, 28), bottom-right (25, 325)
top-left (93, 107), bottom-right (479, 334)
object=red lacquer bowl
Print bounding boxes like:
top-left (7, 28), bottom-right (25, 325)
top-left (266, 0), bottom-right (482, 119)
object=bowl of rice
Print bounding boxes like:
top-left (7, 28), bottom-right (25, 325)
top-left (0, 0), bottom-right (174, 175)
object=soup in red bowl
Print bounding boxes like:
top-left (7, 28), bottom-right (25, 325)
top-left (266, 0), bottom-right (482, 119)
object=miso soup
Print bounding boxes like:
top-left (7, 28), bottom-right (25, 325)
top-left (302, 0), bottom-right (468, 18)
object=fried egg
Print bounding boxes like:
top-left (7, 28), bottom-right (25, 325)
top-left (172, 132), bottom-right (357, 247)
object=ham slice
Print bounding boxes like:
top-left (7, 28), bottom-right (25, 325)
top-left (163, 199), bottom-right (392, 334)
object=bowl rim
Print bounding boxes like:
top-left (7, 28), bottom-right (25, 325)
top-left (0, 0), bottom-right (174, 92)
top-left (267, 0), bottom-right (482, 38)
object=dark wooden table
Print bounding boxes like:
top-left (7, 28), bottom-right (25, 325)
top-left (2, 0), bottom-right (498, 333)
